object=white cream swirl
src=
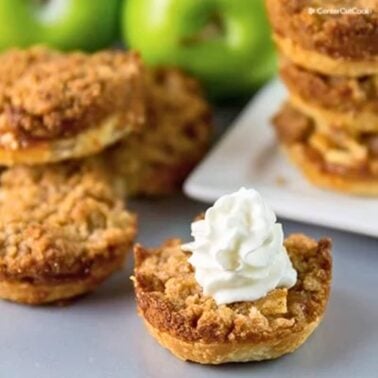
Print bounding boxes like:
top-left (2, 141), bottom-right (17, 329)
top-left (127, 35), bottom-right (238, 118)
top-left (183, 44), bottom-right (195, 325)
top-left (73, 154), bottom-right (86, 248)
top-left (181, 187), bottom-right (297, 305)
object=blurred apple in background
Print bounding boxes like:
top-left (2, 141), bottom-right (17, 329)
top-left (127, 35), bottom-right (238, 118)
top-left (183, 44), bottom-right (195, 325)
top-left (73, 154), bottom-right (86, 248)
top-left (123, 0), bottom-right (276, 99)
top-left (0, 0), bottom-right (277, 100)
top-left (0, 0), bottom-right (120, 51)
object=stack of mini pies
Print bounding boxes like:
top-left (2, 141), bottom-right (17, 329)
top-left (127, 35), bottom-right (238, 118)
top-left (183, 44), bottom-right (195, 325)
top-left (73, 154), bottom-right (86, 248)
top-left (266, 0), bottom-right (378, 196)
top-left (0, 47), bottom-right (211, 305)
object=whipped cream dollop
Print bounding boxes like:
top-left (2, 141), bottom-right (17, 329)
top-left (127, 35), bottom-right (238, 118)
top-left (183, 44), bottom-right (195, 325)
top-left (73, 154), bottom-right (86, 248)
top-left (181, 188), bottom-right (297, 305)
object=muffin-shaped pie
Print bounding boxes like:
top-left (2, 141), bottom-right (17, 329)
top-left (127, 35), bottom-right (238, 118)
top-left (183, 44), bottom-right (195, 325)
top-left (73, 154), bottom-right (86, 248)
top-left (0, 158), bottom-right (136, 304)
top-left (266, 0), bottom-right (378, 76)
top-left (280, 60), bottom-right (378, 135)
top-left (133, 188), bottom-right (332, 364)
top-left (106, 67), bottom-right (212, 196)
top-left (0, 47), bottom-right (144, 166)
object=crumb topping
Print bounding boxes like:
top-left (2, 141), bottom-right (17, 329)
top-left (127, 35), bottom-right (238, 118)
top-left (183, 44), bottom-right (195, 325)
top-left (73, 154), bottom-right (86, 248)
top-left (0, 47), bottom-right (144, 142)
top-left (0, 46), bottom-right (59, 112)
top-left (267, 0), bottom-right (378, 59)
top-left (106, 68), bottom-right (212, 196)
top-left (0, 158), bottom-right (136, 283)
top-left (133, 235), bottom-right (332, 343)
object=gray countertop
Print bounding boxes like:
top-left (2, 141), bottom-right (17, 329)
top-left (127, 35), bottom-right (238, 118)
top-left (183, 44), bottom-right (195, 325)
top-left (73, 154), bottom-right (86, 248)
top-left (1, 106), bottom-right (377, 377)
top-left (0, 194), bottom-right (377, 378)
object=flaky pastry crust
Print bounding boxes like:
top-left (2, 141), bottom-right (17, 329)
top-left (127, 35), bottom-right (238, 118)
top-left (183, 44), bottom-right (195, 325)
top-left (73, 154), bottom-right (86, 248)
top-left (0, 47), bottom-right (145, 165)
top-left (289, 93), bottom-right (378, 135)
top-left (106, 68), bottom-right (212, 196)
top-left (0, 255), bottom-right (125, 305)
top-left (281, 61), bottom-right (378, 120)
top-left (273, 34), bottom-right (378, 77)
top-left (133, 236), bottom-right (332, 364)
top-left (284, 144), bottom-right (378, 196)
top-left (280, 60), bottom-right (378, 134)
top-left (0, 158), bottom-right (136, 304)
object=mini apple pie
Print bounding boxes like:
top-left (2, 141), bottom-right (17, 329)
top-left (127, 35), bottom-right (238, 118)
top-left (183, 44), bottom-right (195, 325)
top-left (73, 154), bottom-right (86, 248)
top-left (280, 60), bottom-right (378, 135)
top-left (106, 67), bottom-right (212, 196)
top-left (0, 157), bottom-right (136, 304)
top-left (133, 189), bottom-right (332, 364)
top-left (266, 0), bottom-right (378, 76)
top-left (0, 47), bottom-right (144, 166)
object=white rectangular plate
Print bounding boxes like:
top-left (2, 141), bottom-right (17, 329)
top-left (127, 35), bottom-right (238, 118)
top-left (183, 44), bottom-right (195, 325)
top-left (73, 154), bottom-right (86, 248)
top-left (184, 79), bottom-right (378, 238)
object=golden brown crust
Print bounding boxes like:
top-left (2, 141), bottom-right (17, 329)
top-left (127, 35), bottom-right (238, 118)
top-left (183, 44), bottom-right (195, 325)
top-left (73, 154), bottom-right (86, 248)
top-left (0, 113), bottom-right (138, 166)
top-left (273, 34), bottom-right (378, 76)
top-left (143, 317), bottom-right (319, 364)
top-left (106, 68), bottom-right (212, 197)
top-left (289, 92), bottom-right (378, 135)
top-left (0, 48), bottom-right (145, 165)
top-left (266, 0), bottom-right (378, 60)
top-left (285, 144), bottom-right (378, 196)
top-left (133, 236), bottom-right (332, 363)
top-left (0, 158), bottom-right (136, 304)
top-left (273, 104), bottom-right (378, 195)
top-left (281, 61), bottom-right (378, 115)
top-left (0, 254), bottom-right (125, 305)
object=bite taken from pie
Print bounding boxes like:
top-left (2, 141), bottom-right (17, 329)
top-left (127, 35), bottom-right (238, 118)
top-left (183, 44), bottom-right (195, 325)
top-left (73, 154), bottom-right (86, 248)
top-left (133, 188), bottom-right (332, 364)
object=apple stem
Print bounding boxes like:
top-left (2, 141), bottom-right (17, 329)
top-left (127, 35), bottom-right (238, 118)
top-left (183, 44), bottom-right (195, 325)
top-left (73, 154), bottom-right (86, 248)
top-left (182, 12), bottom-right (224, 46)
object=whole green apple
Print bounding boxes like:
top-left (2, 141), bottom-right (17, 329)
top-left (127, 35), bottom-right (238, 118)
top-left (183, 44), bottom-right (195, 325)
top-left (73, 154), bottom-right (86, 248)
top-left (0, 0), bottom-right (120, 51)
top-left (123, 0), bottom-right (276, 98)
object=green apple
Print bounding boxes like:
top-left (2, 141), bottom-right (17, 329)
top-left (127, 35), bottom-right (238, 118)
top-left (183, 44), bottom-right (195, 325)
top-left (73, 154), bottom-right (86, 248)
top-left (123, 0), bottom-right (276, 98)
top-left (0, 0), bottom-right (120, 51)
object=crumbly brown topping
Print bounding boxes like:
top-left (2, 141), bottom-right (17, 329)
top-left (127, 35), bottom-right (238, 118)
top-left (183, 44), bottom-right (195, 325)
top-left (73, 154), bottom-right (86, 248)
top-left (0, 47), bottom-right (144, 142)
top-left (0, 158), bottom-right (136, 283)
top-left (133, 235), bottom-right (332, 343)
top-left (266, 0), bottom-right (378, 59)
top-left (0, 46), bottom-right (59, 112)
top-left (106, 68), bottom-right (212, 196)
top-left (280, 61), bottom-right (378, 113)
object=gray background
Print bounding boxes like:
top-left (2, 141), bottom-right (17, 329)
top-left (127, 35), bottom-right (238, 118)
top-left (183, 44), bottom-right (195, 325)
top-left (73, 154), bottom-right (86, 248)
top-left (0, 109), bottom-right (377, 377)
